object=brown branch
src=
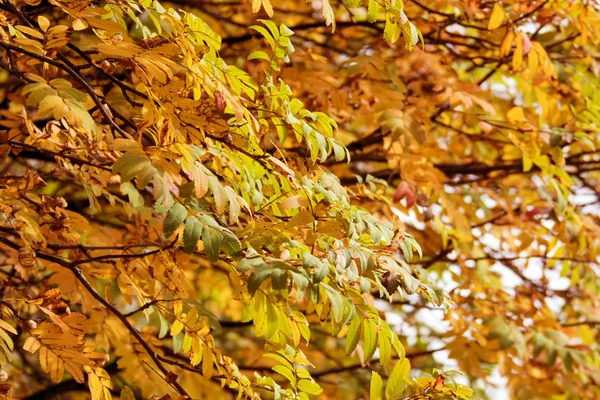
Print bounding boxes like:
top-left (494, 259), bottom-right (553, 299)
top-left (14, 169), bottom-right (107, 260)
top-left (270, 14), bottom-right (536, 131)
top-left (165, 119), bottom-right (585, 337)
top-left (218, 320), bottom-right (253, 328)
top-left (223, 20), bottom-right (383, 44)
top-left (123, 299), bottom-right (179, 318)
top-left (561, 320), bottom-right (600, 328)
top-left (70, 246), bottom-right (167, 266)
top-left (311, 347), bottom-right (446, 378)
top-left (8, 140), bottom-right (112, 171)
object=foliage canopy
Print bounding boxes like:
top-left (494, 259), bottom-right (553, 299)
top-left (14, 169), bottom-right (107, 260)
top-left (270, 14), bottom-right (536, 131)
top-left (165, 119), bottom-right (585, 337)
top-left (0, 0), bottom-right (598, 399)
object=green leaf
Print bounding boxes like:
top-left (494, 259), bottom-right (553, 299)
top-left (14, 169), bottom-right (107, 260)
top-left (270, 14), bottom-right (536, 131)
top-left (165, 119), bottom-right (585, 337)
top-left (322, 284), bottom-right (345, 323)
top-left (272, 364), bottom-right (296, 387)
top-left (221, 230), bottom-right (242, 257)
top-left (297, 379), bottom-right (323, 395)
top-left (398, 268), bottom-right (420, 295)
top-left (370, 371), bottom-right (383, 400)
top-left (302, 252), bottom-right (328, 282)
top-left (164, 203), bottom-right (187, 237)
top-left (367, 0), bottom-right (381, 22)
top-left (113, 150), bottom-right (150, 182)
top-left (345, 316), bottom-right (362, 355)
top-left (120, 386), bottom-right (136, 400)
top-left (202, 226), bottom-right (221, 263)
top-left (363, 320), bottom-right (378, 361)
top-left (238, 256), bottom-right (264, 272)
top-left (248, 264), bottom-right (272, 294)
top-left (120, 182), bottom-right (145, 208)
top-left (385, 358), bottom-right (410, 399)
top-left (263, 352), bottom-right (294, 370)
top-left (183, 216), bottom-right (202, 254)
top-left (455, 386), bottom-right (474, 400)
top-left (271, 268), bottom-right (288, 290)
top-left (248, 50), bottom-right (271, 61)
top-left (250, 25), bottom-right (276, 50)
top-left (290, 271), bottom-right (309, 291)
top-left (172, 333), bottom-right (184, 353)
top-left (158, 311), bottom-right (169, 339)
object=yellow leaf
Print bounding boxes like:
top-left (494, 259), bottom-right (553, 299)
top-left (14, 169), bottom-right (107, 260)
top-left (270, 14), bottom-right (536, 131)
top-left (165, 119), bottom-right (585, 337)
top-left (488, 3), bottom-right (505, 30)
top-left (170, 318), bottom-right (184, 336)
top-left (322, 0), bottom-right (336, 32)
top-left (523, 153), bottom-right (533, 172)
top-left (202, 344), bottom-right (214, 378)
top-left (251, 0), bottom-right (261, 13)
top-left (0, 319), bottom-right (17, 335)
top-left (16, 25), bottom-right (45, 40)
top-left (40, 346), bottom-right (64, 383)
top-left (85, 366), bottom-right (114, 400)
top-left (507, 107), bottom-right (525, 122)
top-left (261, 0), bottom-right (274, 17)
top-left (38, 16), bottom-right (50, 32)
top-left (512, 33), bottom-right (523, 71)
top-left (72, 18), bottom-right (88, 31)
top-left (500, 30), bottom-right (514, 57)
top-left (23, 336), bottom-right (41, 353)
top-left (120, 386), bottom-right (136, 400)
top-left (534, 86), bottom-right (549, 119)
top-left (528, 48), bottom-right (539, 78)
top-left (280, 195), bottom-right (310, 210)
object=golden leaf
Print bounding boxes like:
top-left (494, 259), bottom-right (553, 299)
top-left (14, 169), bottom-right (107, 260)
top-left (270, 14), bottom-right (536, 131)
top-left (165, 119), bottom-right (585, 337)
top-left (506, 106), bottom-right (525, 122)
top-left (488, 3), bottom-right (505, 30)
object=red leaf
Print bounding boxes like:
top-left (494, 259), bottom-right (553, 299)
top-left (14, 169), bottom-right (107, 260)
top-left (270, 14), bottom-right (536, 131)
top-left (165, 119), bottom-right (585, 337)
top-left (215, 90), bottom-right (226, 113)
top-left (405, 191), bottom-right (416, 208)
top-left (393, 181), bottom-right (410, 203)
top-left (393, 181), bottom-right (416, 208)
top-left (521, 34), bottom-right (532, 56)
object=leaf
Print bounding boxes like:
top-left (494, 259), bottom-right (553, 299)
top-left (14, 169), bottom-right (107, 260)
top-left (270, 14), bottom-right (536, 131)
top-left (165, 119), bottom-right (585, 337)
top-left (202, 343), bottom-right (214, 378)
top-left (321, 0), bottom-right (336, 32)
top-left (238, 256), bottom-right (265, 272)
top-left (281, 195), bottom-right (310, 210)
top-left (158, 312), bottom-right (169, 339)
top-left (23, 337), bottom-right (41, 353)
top-left (183, 216), bottom-right (202, 254)
top-left (202, 226), bottom-right (221, 262)
top-left (322, 284), bottom-right (345, 323)
top-left (367, 0), bottom-right (381, 23)
top-left (363, 320), bottom-right (378, 361)
top-left (39, 347), bottom-right (62, 382)
top-left (488, 3), bottom-right (505, 30)
top-left (0, 319), bottom-right (15, 366)
top-left (248, 50), bottom-right (271, 61)
top-left (248, 264), bottom-right (272, 294)
top-left (345, 316), bottom-right (362, 355)
top-left (221, 230), bottom-right (242, 257)
top-left (112, 150), bottom-right (150, 182)
top-left (302, 252), bottom-right (328, 282)
top-left (120, 386), bottom-right (136, 400)
top-left (86, 366), bottom-right (113, 400)
top-left (273, 364), bottom-right (296, 386)
top-left (506, 106), bottom-right (525, 122)
top-left (16, 25), bottom-right (45, 40)
top-left (385, 358), bottom-right (410, 399)
top-left (397, 268), bottom-right (420, 295)
top-left (370, 371), bottom-right (383, 400)
top-left (297, 379), bottom-right (323, 395)
top-left (164, 203), bottom-right (187, 237)
top-left (252, 0), bottom-right (273, 17)
top-left (38, 16), bottom-right (50, 32)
